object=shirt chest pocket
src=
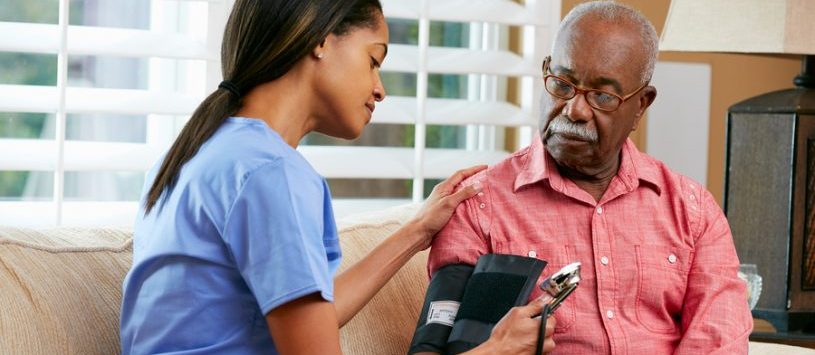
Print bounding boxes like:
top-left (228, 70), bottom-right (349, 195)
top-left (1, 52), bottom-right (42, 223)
top-left (635, 245), bottom-right (692, 334)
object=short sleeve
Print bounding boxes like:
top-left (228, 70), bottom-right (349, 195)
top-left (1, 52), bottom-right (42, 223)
top-left (427, 177), bottom-right (490, 278)
top-left (221, 161), bottom-right (336, 315)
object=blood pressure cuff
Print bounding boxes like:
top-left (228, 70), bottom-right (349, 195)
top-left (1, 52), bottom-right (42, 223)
top-left (407, 254), bottom-right (546, 354)
top-left (447, 254), bottom-right (546, 354)
top-left (408, 264), bottom-right (474, 354)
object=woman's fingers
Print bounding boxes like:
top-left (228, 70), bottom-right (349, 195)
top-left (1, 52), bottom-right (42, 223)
top-left (439, 165), bottom-right (487, 191)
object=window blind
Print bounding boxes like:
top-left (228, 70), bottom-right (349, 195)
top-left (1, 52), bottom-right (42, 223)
top-left (0, 0), bottom-right (560, 226)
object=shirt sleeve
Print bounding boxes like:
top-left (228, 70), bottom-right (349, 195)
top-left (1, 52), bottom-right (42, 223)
top-left (675, 188), bottom-right (752, 354)
top-left (221, 161), bottom-right (335, 315)
top-left (427, 176), bottom-right (491, 278)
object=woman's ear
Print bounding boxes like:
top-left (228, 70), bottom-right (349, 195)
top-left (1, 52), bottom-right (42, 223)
top-left (312, 39), bottom-right (327, 59)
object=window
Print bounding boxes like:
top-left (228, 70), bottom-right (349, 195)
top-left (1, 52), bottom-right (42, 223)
top-left (0, 0), bottom-right (211, 226)
top-left (0, 0), bottom-right (560, 226)
top-left (306, 0), bottom-right (561, 217)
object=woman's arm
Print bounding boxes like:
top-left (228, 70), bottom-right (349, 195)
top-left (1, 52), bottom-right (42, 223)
top-left (266, 293), bottom-right (343, 355)
top-left (333, 165), bottom-right (486, 326)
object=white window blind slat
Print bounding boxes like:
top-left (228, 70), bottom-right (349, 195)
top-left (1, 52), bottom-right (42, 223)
top-left (382, 44), bottom-right (540, 77)
top-left (298, 145), bottom-right (510, 180)
top-left (0, 85), bottom-right (200, 116)
top-left (372, 96), bottom-right (535, 127)
top-left (379, 44), bottom-right (418, 72)
top-left (0, 21), bottom-right (210, 60)
top-left (0, 139), bottom-right (54, 171)
top-left (423, 149), bottom-right (509, 179)
top-left (427, 46), bottom-right (539, 76)
top-left (0, 201), bottom-right (139, 227)
top-left (383, 0), bottom-right (550, 26)
top-left (298, 146), bottom-right (414, 179)
top-left (0, 139), bottom-right (161, 171)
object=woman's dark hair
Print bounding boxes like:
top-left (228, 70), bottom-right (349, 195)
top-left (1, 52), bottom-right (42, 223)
top-left (144, 0), bottom-right (383, 214)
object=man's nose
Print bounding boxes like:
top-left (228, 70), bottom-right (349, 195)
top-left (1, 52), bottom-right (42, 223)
top-left (563, 93), bottom-right (593, 122)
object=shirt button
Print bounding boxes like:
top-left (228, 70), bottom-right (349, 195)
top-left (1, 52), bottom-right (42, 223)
top-left (668, 254), bottom-right (677, 263)
top-left (606, 310), bottom-right (614, 319)
top-left (477, 192), bottom-right (484, 196)
top-left (596, 206), bottom-right (603, 214)
top-left (689, 194), bottom-right (696, 201)
top-left (479, 203), bottom-right (486, 209)
top-left (528, 250), bottom-right (537, 258)
top-left (600, 256), bottom-right (609, 265)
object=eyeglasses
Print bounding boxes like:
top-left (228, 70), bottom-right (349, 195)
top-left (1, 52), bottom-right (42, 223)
top-left (542, 56), bottom-right (647, 112)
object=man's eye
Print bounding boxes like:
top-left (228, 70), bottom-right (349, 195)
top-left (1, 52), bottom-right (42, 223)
top-left (552, 79), bottom-right (572, 93)
top-left (370, 57), bottom-right (380, 69)
top-left (594, 92), bottom-right (615, 103)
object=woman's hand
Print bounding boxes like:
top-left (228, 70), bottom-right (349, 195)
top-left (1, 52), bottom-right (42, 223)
top-left (478, 297), bottom-right (557, 355)
top-left (409, 165), bottom-right (487, 250)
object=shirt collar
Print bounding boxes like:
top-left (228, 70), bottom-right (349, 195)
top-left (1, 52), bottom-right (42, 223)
top-left (514, 136), bottom-right (663, 195)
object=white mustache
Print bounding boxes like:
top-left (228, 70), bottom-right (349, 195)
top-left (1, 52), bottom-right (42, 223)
top-left (546, 116), bottom-right (598, 143)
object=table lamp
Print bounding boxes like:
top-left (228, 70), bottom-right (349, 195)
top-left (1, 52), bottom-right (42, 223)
top-left (660, 0), bottom-right (815, 332)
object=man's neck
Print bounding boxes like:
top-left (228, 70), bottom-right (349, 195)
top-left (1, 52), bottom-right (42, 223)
top-left (556, 153), bottom-right (621, 202)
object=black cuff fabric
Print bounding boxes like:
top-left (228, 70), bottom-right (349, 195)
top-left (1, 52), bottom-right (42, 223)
top-left (446, 254), bottom-right (547, 354)
top-left (408, 264), bottom-right (474, 354)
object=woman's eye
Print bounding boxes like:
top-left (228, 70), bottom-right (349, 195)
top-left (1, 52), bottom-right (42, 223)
top-left (370, 57), bottom-right (380, 69)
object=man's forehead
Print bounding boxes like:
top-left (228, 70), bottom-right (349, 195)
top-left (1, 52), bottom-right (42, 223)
top-left (549, 50), bottom-right (626, 94)
top-left (551, 24), bottom-right (645, 91)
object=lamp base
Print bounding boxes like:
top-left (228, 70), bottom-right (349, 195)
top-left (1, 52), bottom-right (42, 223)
top-left (726, 87), bottom-right (815, 334)
top-left (794, 55), bottom-right (815, 89)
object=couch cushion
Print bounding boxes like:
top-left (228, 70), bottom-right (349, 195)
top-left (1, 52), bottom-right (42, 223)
top-left (0, 227), bottom-right (132, 355)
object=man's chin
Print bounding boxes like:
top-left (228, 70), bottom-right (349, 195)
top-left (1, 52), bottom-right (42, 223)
top-left (546, 139), bottom-right (594, 163)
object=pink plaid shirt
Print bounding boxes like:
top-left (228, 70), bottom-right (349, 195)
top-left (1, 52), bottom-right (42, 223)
top-left (429, 137), bottom-right (752, 354)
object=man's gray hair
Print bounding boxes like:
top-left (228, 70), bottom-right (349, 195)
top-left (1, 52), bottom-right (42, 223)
top-left (555, 1), bottom-right (659, 85)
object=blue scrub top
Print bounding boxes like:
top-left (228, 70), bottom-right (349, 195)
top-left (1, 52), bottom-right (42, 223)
top-left (120, 117), bottom-right (341, 354)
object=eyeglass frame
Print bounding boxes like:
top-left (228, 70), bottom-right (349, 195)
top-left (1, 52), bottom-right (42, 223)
top-left (541, 56), bottom-right (648, 112)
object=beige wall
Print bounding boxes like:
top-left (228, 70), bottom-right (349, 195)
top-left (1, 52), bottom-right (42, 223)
top-left (561, 0), bottom-right (801, 205)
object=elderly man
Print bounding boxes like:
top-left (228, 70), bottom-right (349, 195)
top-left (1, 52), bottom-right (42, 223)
top-left (425, 1), bottom-right (752, 354)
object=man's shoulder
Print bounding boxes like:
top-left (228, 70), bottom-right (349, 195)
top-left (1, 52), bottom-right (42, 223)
top-left (458, 144), bottom-right (532, 188)
top-left (632, 148), bottom-right (708, 196)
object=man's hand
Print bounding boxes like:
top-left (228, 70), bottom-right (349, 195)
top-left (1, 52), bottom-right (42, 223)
top-left (409, 165), bottom-right (486, 250)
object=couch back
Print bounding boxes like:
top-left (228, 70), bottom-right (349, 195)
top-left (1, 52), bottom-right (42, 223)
top-left (336, 204), bottom-right (426, 354)
top-left (0, 227), bottom-right (133, 354)
top-left (0, 204), bottom-right (425, 355)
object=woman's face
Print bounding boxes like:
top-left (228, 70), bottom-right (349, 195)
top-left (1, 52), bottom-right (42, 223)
top-left (312, 13), bottom-right (389, 140)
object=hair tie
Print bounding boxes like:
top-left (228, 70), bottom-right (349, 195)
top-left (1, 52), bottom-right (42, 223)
top-left (218, 80), bottom-right (242, 97)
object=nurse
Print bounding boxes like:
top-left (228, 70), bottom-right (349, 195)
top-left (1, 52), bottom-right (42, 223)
top-left (120, 0), bottom-right (552, 354)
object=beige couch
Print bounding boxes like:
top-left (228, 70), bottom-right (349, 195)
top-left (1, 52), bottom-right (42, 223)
top-left (0, 204), bottom-right (812, 354)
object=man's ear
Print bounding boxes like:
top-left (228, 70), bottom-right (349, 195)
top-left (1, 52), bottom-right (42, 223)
top-left (638, 86), bottom-right (657, 114)
top-left (631, 86), bottom-right (657, 131)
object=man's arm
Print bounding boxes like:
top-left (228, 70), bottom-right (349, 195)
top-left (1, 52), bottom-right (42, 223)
top-left (675, 188), bottom-right (753, 354)
top-left (426, 175), bottom-right (490, 276)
